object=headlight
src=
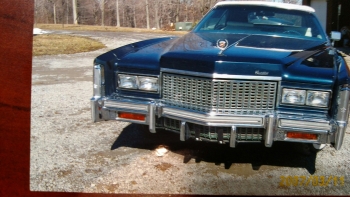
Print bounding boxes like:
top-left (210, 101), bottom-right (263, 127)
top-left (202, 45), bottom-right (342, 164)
top-left (118, 74), bottom-right (159, 92)
top-left (306, 91), bottom-right (330, 107)
top-left (118, 74), bottom-right (138, 89)
top-left (282, 89), bottom-right (306, 105)
top-left (138, 76), bottom-right (159, 92)
top-left (282, 88), bottom-right (330, 107)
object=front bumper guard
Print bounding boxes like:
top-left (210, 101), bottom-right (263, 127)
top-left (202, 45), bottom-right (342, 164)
top-left (91, 97), bottom-right (345, 150)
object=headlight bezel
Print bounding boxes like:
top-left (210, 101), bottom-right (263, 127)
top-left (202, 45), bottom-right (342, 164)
top-left (117, 73), bottom-right (159, 93)
top-left (281, 88), bottom-right (331, 108)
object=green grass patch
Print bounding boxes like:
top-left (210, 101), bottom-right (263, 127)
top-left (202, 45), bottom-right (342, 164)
top-left (33, 34), bottom-right (105, 56)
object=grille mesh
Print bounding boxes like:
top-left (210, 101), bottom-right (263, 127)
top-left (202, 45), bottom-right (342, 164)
top-left (162, 73), bottom-right (277, 114)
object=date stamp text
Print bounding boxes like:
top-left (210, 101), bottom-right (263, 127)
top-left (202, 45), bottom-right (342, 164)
top-left (279, 175), bottom-right (345, 187)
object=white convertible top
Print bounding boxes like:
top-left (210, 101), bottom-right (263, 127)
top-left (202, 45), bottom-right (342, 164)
top-left (215, 1), bottom-right (315, 13)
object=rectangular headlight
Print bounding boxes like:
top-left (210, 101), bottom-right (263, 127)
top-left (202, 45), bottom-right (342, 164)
top-left (117, 74), bottom-right (159, 92)
top-left (282, 88), bottom-right (306, 105)
top-left (138, 76), bottom-right (159, 92)
top-left (118, 74), bottom-right (138, 89)
top-left (306, 91), bottom-right (330, 107)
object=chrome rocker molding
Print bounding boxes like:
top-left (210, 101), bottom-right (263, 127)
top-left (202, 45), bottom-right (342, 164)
top-left (91, 95), bottom-right (345, 149)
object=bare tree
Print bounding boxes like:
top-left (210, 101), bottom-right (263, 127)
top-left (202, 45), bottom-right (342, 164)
top-left (133, 0), bottom-right (137, 28)
top-left (53, 2), bottom-right (57, 24)
top-left (184, 1), bottom-right (188, 22)
top-left (146, 0), bottom-right (150, 29)
top-left (154, 0), bottom-right (160, 29)
top-left (115, 0), bottom-right (120, 27)
top-left (100, 0), bottom-right (105, 26)
top-left (198, 0), bottom-right (210, 17)
top-left (35, 0), bottom-right (302, 28)
top-left (72, 0), bottom-right (78, 24)
top-left (175, 0), bottom-right (180, 23)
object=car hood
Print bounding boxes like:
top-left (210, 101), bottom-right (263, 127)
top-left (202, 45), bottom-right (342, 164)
top-left (118, 32), bottom-right (336, 85)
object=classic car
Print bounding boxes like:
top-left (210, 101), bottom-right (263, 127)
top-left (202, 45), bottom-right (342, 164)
top-left (91, 1), bottom-right (349, 152)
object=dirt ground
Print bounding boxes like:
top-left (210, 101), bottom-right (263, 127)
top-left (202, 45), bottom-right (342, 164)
top-left (30, 30), bottom-right (350, 195)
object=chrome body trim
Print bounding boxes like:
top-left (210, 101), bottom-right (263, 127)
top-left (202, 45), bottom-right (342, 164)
top-left (162, 107), bottom-right (265, 127)
top-left (334, 85), bottom-right (350, 149)
top-left (180, 121), bottom-right (190, 141)
top-left (93, 64), bottom-right (104, 97)
top-left (335, 86), bottom-right (350, 122)
top-left (115, 116), bottom-right (147, 124)
top-left (104, 100), bottom-right (149, 113)
top-left (180, 121), bottom-right (186, 141)
top-left (235, 45), bottom-right (303, 52)
top-left (283, 138), bottom-right (319, 143)
top-left (91, 97), bottom-right (338, 147)
top-left (278, 119), bottom-right (332, 132)
top-left (160, 68), bottom-right (282, 81)
top-left (149, 103), bottom-right (156, 133)
top-left (335, 123), bottom-right (346, 150)
top-left (265, 115), bottom-right (275, 147)
top-left (90, 97), bottom-right (100, 122)
top-left (230, 126), bottom-right (237, 148)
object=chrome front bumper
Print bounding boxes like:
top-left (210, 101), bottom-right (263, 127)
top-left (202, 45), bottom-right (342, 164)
top-left (91, 97), bottom-right (346, 150)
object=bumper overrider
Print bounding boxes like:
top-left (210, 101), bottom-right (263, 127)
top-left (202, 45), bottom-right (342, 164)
top-left (91, 88), bottom-right (350, 150)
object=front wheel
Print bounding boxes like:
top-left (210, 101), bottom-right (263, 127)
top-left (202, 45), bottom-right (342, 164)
top-left (137, 124), bottom-right (150, 132)
top-left (294, 143), bottom-right (324, 155)
top-left (136, 124), bottom-right (159, 133)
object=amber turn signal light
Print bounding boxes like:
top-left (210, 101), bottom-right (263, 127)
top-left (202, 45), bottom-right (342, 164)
top-left (118, 112), bottom-right (146, 121)
top-left (286, 132), bottom-right (318, 140)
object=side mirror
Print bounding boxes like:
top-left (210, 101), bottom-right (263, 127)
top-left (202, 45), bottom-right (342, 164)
top-left (331, 31), bottom-right (341, 41)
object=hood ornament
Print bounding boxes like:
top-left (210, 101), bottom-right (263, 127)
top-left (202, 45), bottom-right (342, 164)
top-left (216, 39), bottom-right (228, 50)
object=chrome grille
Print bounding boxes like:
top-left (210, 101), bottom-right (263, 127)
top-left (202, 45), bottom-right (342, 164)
top-left (163, 118), bottom-right (264, 141)
top-left (162, 73), bottom-right (277, 114)
top-left (236, 128), bottom-right (264, 141)
top-left (162, 74), bottom-right (213, 112)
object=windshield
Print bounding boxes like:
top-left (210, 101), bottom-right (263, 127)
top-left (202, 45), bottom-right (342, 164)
top-left (193, 5), bottom-right (327, 41)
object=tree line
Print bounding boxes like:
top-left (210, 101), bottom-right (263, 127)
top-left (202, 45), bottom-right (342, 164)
top-left (34, 0), bottom-right (301, 30)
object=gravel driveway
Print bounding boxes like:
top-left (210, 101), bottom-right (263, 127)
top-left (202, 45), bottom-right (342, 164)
top-left (30, 30), bottom-right (350, 195)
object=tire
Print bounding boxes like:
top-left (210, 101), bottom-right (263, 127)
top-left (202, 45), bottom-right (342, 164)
top-left (137, 124), bottom-right (150, 132)
top-left (312, 143), bottom-right (326, 150)
top-left (294, 143), bottom-right (323, 156)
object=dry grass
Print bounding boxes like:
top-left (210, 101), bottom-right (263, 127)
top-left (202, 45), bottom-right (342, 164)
top-left (33, 24), bottom-right (188, 56)
top-left (33, 34), bottom-right (105, 56)
top-left (35, 24), bottom-right (188, 36)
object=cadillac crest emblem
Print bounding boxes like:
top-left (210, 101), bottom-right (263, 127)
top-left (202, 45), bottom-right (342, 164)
top-left (217, 39), bottom-right (228, 50)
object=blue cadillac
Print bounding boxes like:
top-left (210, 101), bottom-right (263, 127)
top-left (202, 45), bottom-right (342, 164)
top-left (91, 1), bottom-right (349, 152)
